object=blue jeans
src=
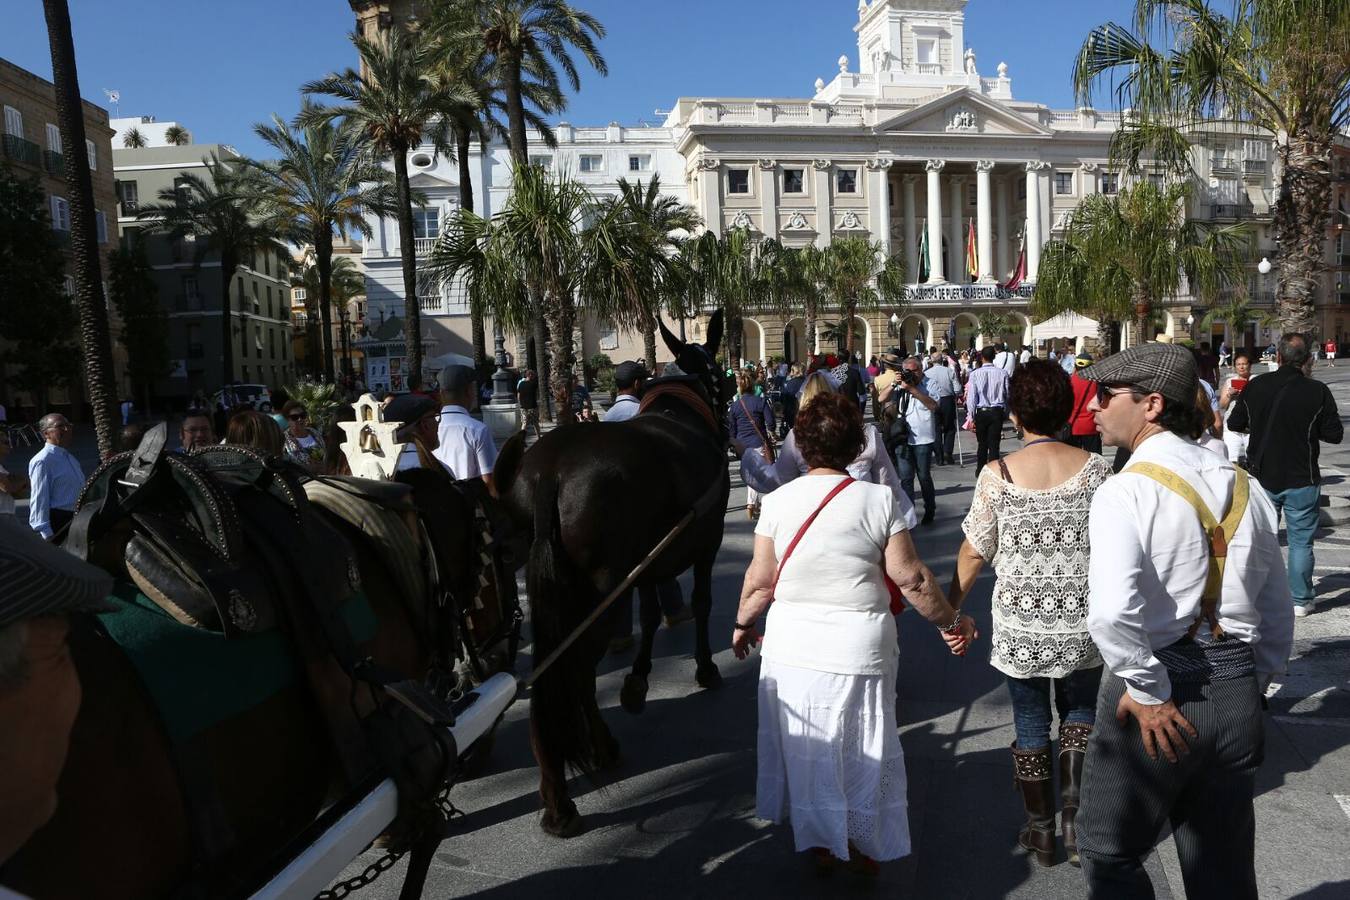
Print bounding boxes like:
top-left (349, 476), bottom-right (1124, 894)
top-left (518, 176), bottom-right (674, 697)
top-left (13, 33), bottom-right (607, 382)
top-left (1266, 484), bottom-right (1321, 606)
top-left (1005, 666), bottom-right (1104, 751)
top-left (894, 442), bottom-right (935, 514)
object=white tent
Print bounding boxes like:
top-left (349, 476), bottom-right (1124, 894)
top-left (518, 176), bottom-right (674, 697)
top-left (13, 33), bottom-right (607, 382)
top-left (1032, 312), bottom-right (1099, 348)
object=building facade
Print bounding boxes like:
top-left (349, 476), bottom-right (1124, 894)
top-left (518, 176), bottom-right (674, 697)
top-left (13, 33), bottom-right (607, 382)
top-left (113, 143), bottom-right (296, 400)
top-left (355, 0), bottom-right (1340, 383)
top-left (0, 56), bottom-right (126, 413)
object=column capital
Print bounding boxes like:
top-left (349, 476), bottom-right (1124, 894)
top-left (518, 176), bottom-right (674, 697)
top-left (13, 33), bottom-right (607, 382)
top-left (812, 159), bottom-right (833, 171)
top-left (756, 158), bottom-right (777, 170)
top-left (975, 159), bottom-right (996, 173)
top-left (1025, 160), bottom-right (1050, 172)
top-left (1078, 161), bottom-right (1099, 173)
top-left (866, 157), bottom-right (894, 171)
top-left (925, 159), bottom-right (946, 173)
top-left (695, 157), bottom-right (720, 172)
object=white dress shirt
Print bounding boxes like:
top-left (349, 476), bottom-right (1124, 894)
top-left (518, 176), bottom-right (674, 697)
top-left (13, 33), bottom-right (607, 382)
top-left (603, 393), bottom-right (641, 422)
top-left (994, 350), bottom-right (1017, 374)
top-left (433, 405), bottom-right (497, 479)
top-left (900, 382), bottom-right (937, 445)
top-left (1087, 431), bottom-right (1294, 705)
top-left (27, 442), bottom-right (84, 538)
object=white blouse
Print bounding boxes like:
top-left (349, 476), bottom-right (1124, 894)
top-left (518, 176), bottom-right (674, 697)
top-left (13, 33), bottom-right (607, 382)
top-left (961, 455), bottom-right (1113, 679)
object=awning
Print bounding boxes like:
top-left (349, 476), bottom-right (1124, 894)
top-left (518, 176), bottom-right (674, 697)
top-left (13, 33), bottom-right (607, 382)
top-left (1031, 312), bottom-right (1099, 342)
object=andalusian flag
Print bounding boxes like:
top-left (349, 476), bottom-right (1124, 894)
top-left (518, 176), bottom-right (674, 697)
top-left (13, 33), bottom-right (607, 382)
top-left (918, 220), bottom-right (930, 282)
top-left (965, 218), bottom-right (979, 279)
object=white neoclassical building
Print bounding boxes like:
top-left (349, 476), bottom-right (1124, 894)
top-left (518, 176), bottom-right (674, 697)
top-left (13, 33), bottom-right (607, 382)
top-left (355, 0), bottom-right (1286, 388)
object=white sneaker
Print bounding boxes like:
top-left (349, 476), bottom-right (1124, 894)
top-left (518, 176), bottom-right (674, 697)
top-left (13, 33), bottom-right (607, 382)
top-left (1293, 602), bottom-right (1316, 618)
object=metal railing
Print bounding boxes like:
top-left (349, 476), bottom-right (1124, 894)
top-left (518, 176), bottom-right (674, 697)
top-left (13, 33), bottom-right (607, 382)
top-left (119, 199), bottom-right (139, 215)
top-left (413, 236), bottom-right (436, 256)
top-left (42, 150), bottom-right (63, 174)
top-left (1210, 156), bottom-right (1239, 175)
top-left (1244, 159), bottom-right (1267, 176)
top-left (1, 134), bottom-right (42, 167)
top-left (1209, 202), bottom-right (1256, 220)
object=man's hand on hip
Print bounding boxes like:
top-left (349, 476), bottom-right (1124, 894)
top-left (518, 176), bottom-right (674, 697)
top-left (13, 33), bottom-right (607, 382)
top-left (1116, 693), bottom-right (1198, 763)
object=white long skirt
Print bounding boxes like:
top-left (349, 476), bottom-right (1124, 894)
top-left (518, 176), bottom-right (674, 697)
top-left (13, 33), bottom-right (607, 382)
top-left (755, 657), bottom-right (911, 861)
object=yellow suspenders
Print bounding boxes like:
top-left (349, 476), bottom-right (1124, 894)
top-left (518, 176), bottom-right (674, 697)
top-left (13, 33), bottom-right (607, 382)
top-left (1124, 462), bottom-right (1250, 641)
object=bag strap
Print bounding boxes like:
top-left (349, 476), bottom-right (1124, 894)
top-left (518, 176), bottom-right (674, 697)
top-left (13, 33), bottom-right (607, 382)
top-left (1124, 462), bottom-right (1250, 640)
top-left (739, 394), bottom-right (770, 448)
top-left (996, 457), bottom-right (1013, 484)
top-left (770, 477), bottom-right (855, 597)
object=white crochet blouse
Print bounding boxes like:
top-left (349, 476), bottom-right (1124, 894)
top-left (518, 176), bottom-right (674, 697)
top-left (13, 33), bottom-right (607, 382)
top-left (961, 454), bottom-right (1112, 679)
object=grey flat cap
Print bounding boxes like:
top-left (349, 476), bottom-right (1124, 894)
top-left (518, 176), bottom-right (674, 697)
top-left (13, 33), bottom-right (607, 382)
top-left (1077, 343), bottom-right (1199, 405)
top-left (0, 517), bottom-right (114, 628)
top-left (439, 365), bottom-right (477, 393)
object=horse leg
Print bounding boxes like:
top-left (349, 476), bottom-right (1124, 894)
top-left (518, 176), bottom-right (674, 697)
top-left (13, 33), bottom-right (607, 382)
top-left (530, 699), bottom-right (581, 837)
top-left (692, 553), bottom-right (723, 689)
top-left (621, 583), bottom-right (662, 714)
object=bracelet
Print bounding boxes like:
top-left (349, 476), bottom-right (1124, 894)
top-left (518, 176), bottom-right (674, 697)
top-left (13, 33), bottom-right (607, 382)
top-left (734, 620), bottom-right (757, 631)
top-left (939, 612), bottom-right (964, 633)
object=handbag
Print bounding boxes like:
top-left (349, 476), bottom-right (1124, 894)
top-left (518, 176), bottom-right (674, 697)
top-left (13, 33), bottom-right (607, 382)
top-left (770, 477), bottom-right (906, 615)
top-left (739, 395), bottom-right (776, 463)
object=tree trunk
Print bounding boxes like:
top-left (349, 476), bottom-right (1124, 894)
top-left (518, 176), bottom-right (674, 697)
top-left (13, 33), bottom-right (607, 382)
top-left (315, 231), bottom-right (335, 383)
top-left (545, 291), bottom-right (574, 422)
top-left (1132, 289), bottom-right (1152, 351)
top-left (1096, 316), bottom-right (1118, 357)
top-left (454, 119), bottom-right (488, 370)
top-left (504, 59), bottom-right (529, 168)
top-left (642, 321), bottom-right (658, 372)
top-left (220, 252), bottom-right (237, 389)
top-left (844, 300), bottom-right (857, 356)
top-left (392, 145), bottom-right (423, 390)
top-left (1272, 129), bottom-right (1331, 334)
top-left (805, 301), bottom-right (817, 361)
top-left (43, 0), bottom-right (116, 455)
top-left (338, 302), bottom-right (351, 376)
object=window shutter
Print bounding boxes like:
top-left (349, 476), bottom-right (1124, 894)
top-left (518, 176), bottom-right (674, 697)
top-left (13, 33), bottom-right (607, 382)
top-left (86, 139), bottom-right (96, 170)
top-left (46, 123), bottom-right (61, 151)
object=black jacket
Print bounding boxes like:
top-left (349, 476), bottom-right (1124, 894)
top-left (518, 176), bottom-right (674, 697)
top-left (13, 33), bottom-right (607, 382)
top-left (1228, 365), bottom-right (1342, 491)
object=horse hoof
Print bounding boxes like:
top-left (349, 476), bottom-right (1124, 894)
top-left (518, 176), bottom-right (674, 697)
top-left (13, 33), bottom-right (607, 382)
top-left (695, 663), bottom-right (723, 690)
top-left (620, 674), bottom-right (649, 714)
top-left (540, 807), bottom-right (584, 838)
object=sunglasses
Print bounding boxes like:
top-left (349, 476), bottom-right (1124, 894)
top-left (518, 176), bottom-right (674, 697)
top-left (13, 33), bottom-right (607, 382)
top-left (289, 412), bottom-right (308, 421)
top-left (1095, 384), bottom-right (1146, 406)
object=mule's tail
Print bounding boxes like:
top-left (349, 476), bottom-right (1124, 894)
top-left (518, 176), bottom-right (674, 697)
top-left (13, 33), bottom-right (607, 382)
top-left (526, 474), bottom-right (602, 778)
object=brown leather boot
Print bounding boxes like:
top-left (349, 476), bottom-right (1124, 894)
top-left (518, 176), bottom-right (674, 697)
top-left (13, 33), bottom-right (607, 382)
top-left (1059, 723), bottom-right (1091, 868)
top-left (1011, 742), bottom-right (1056, 867)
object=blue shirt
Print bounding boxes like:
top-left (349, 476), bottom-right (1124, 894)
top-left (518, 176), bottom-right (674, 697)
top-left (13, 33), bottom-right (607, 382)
top-left (27, 442), bottom-right (84, 538)
top-left (924, 364), bottom-right (958, 400)
top-left (968, 364), bottom-right (1011, 410)
top-left (727, 393), bottom-right (775, 449)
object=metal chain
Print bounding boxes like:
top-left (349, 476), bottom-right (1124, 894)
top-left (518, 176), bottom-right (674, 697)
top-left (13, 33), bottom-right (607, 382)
top-left (314, 846), bottom-right (405, 900)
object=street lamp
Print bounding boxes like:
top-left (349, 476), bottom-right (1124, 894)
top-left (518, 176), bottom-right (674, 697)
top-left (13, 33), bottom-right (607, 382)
top-left (888, 311), bottom-right (900, 339)
top-left (1257, 257), bottom-right (1272, 275)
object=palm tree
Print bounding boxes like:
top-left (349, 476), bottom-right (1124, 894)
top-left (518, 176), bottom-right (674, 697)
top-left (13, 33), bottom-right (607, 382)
top-left (163, 124), bottom-right (191, 146)
top-left (122, 127), bottom-right (147, 149)
top-left (822, 236), bottom-right (907, 357)
top-left (42, 0), bottom-right (118, 454)
top-left (292, 252), bottom-right (366, 376)
top-left (1073, 0), bottom-right (1350, 332)
top-left (242, 106), bottom-right (398, 382)
top-left (1033, 181), bottom-right (1248, 350)
top-left (585, 176), bottom-right (700, 369)
top-left (302, 27), bottom-right (477, 390)
top-left (977, 311), bottom-right (1013, 345)
top-left (137, 155), bottom-right (288, 389)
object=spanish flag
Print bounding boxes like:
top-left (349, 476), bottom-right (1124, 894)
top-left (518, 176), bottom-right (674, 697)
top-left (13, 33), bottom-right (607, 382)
top-left (965, 218), bottom-right (979, 279)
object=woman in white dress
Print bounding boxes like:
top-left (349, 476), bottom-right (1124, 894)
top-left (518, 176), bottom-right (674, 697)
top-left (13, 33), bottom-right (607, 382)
top-left (947, 360), bottom-right (1110, 867)
top-left (733, 392), bottom-right (977, 875)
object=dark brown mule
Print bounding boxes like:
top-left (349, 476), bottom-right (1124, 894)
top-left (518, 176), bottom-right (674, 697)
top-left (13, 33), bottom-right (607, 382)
top-left (493, 311), bottom-right (731, 837)
top-left (2, 469), bottom-right (497, 899)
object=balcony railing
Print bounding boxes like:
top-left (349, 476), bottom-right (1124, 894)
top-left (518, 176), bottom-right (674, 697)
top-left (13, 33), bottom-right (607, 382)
top-left (417, 294), bottom-right (444, 313)
top-left (1, 134), bottom-right (42, 167)
top-left (914, 62), bottom-right (941, 75)
top-left (413, 236), bottom-right (437, 256)
top-left (119, 199), bottom-right (139, 216)
top-left (42, 150), bottom-right (63, 175)
top-left (1210, 156), bottom-right (1239, 175)
top-left (177, 293), bottom-right (204, 312)
top-left (1243, 159), bottom-right (1267, 177)
top-left (1209, 201), bottom-right (1256, 220)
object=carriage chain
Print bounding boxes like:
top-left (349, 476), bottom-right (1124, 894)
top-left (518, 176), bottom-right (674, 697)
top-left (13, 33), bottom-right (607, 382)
top-left (313, 784), bottom-right (464, 899)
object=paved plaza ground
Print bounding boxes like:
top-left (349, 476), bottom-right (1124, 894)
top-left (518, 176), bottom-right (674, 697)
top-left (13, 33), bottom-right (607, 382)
top-left (10, 366), bottom-right (1350, 898)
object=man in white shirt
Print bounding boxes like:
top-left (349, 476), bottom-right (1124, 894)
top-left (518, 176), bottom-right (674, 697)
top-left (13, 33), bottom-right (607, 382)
top-left (877, 357), bottom-right (938, 524)
top-left (602, 361), bottom-right (647, 422)
top-left (1018, 345), bottom-right (1032, 365)
top-left (994, 343), bottom-right (1017, 375)
top-left (27, 415), bottom-right (84, 540)
top-left (1075, 342), bottom-right (1294, 898)
top-left (433, 365), bottom-right (498, 493)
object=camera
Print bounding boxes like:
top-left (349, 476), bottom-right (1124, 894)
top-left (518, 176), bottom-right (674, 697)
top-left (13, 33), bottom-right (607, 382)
top-left (899, 368), bottom-right (922, 387)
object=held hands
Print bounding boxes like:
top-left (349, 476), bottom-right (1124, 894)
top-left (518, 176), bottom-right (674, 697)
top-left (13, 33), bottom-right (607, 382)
top-left (1116, 694), bottom-right (1198, 763)
top-left (731, 625), bottom-right (762, 660)
top-left (941, 615), bottom-right (979, 656)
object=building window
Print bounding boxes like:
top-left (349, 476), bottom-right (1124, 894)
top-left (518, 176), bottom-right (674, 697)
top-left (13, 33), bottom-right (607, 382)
top-left (118, 180), bottom-right (138, 211)
top-left (241, 366), bottom-right (250, 383)
top-left (62, 275), bottom-right (75, 296)
top-left (293, 288), bottom-right (307, 302)
top-left (966, 183), bottom-right (977, 207)
top-left (579, 154), bottom-right (603, 173)
top-left (50, 196), bottom-right (70, 231)
top-left (3, 106), bottom-right (22, 138)
top-left (86, 139), bottom-right (96, 171)
top-left (255, 323), bottom-right (263, 358)
top-left (252, 283), bottom-right (260, 312)
top-left (727, 168), bottom-right (750, 194)
top-left (1100, 173), bottom-right (1119, 195)
top-left (266, 285), bottom-right (273, 318)
top-left (95, 210), bottom-right (107, 244)
top-left (628, 154), bottom-right (651, 172)
top-left (46, 123), bottom-right (60, 152)
top-left (917, 38), bottom-right (937, 65)
top-left (183, 276), bottom-right (201, 311)
top-left (836, 168), bottom-right (858, 194)
top-left (529, 154), bottom-right (552, 170)
top-left (411, 207), bottom-right (440, 239)
top-left (1147, 173), bottom-right (1164, 189)
top-left (1055, 172), bottom-right (1074, 195)
top-left (187, 323), bottom-right (203, 359)
top-left (783, 168), bottom-right (805, 194)
top-left (1017, 180), bottom-right (1027, 200)
top-left (598, 321), bottom-right (619, 351)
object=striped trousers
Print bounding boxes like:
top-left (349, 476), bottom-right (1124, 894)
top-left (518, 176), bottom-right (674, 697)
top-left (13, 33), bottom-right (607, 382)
top-left (1076, 666), bottom-right (1264, 899)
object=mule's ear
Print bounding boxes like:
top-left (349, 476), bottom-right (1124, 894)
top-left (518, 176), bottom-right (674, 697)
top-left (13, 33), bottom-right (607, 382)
top-left (659, 317), bottom-right (685, 358)
top-left (704, 309), bottom-right (723, 357)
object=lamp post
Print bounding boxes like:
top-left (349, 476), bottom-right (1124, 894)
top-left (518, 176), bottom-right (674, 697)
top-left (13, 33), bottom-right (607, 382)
top-left (1186, 313), bottom-right (1194, 342)
top-left (490, 319), bottom-right (514, 404)
top-left (1257, 257), bottom-right (1273, 347)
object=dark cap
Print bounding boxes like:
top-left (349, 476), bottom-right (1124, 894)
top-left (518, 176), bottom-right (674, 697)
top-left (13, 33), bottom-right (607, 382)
top-left (1077, 343), bottom-right (1198, 405)
top-left (438, 364), bottom-right (477, 393)
top-left (0, 517), bottom-right (114, 628)
top-left (613, 360), bottom-right (649, 390)
top-left (1074, 352), bottom-right (1093, 368)
top-left (383, 393), bottom-right (438, 427)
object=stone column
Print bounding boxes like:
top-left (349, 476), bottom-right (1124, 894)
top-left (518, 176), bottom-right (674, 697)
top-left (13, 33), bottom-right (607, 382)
top-left (902, 174), bottom-right (918, 283)
top-left (758, 159), bottom-right (779, 240)
top-left (996, 176), bottom-right (1010, 280)
top-left (976, 160), bottom-right (995, 282)
top-left (813, 159), bottom-right (833, 248)
top-left (1025, 162), bottom-right (1045, 281)
top-left (868, 158), bottom-right (893, 255)
top-left (698, 157), bottom-right (721, 234)
top-left (925, 160), bottom-right (945, 283)
top-left (948, 175), bottom-right (966, 284)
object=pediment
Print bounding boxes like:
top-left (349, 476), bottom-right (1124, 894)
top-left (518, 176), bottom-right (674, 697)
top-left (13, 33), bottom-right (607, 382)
top-left (407, 171), bottom-right (457, 190)
top-left (874, 90), bottom-right (1050, 137)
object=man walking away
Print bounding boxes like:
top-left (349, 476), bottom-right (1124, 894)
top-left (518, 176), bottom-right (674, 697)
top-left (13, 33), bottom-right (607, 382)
top-left (877, 356), bottom-right (939, 524)
top-left (995, 342), bottom-right (1017, 375)
top-left (27, 414), bottom-right (84, 540)
top-left (516, 370), bottom-right (541, 439)
top-left (1228, 333), bottom-right (1342, 617)
top-left (968, 346), bottom-right (1011, 475)
top-left (925, 352), bottom-right (959, 464)
top-left (604, 361), bottom-right (647, 422)
top-left (1066, 354), bottom-right (1101, 453)
top-left (1076, 342), bottom-right (1294, 899)
top-left (434, 365), bottom-right (498, 493)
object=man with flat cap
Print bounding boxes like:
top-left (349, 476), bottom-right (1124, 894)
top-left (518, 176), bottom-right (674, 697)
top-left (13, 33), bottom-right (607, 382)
top-left (433, 364), bottom-right (498, 493)
top-left (0, 517), bottom-right (113, 871)
top-left (603, 361), bottom-right (648, 422)
top-left (1073, 342), bottom-right (1293, 898)
top-left (383, 393), bottom-right (443, 472)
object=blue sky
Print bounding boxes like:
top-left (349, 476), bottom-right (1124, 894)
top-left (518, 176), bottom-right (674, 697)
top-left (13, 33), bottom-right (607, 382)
top-left (4, 0), bottom-right (1138, 158)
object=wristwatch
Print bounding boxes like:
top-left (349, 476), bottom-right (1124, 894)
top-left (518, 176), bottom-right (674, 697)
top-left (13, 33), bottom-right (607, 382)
top-left (734, 620), bottom-right (757, 631)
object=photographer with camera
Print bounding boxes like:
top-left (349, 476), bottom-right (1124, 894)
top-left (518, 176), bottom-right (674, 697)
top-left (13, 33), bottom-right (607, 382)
top-left (877, 356), bottom-right (939, 525)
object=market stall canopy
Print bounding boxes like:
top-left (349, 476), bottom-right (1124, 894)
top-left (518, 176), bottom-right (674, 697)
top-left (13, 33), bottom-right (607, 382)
top-left (1032, 311), bottom-right (1099, 342)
